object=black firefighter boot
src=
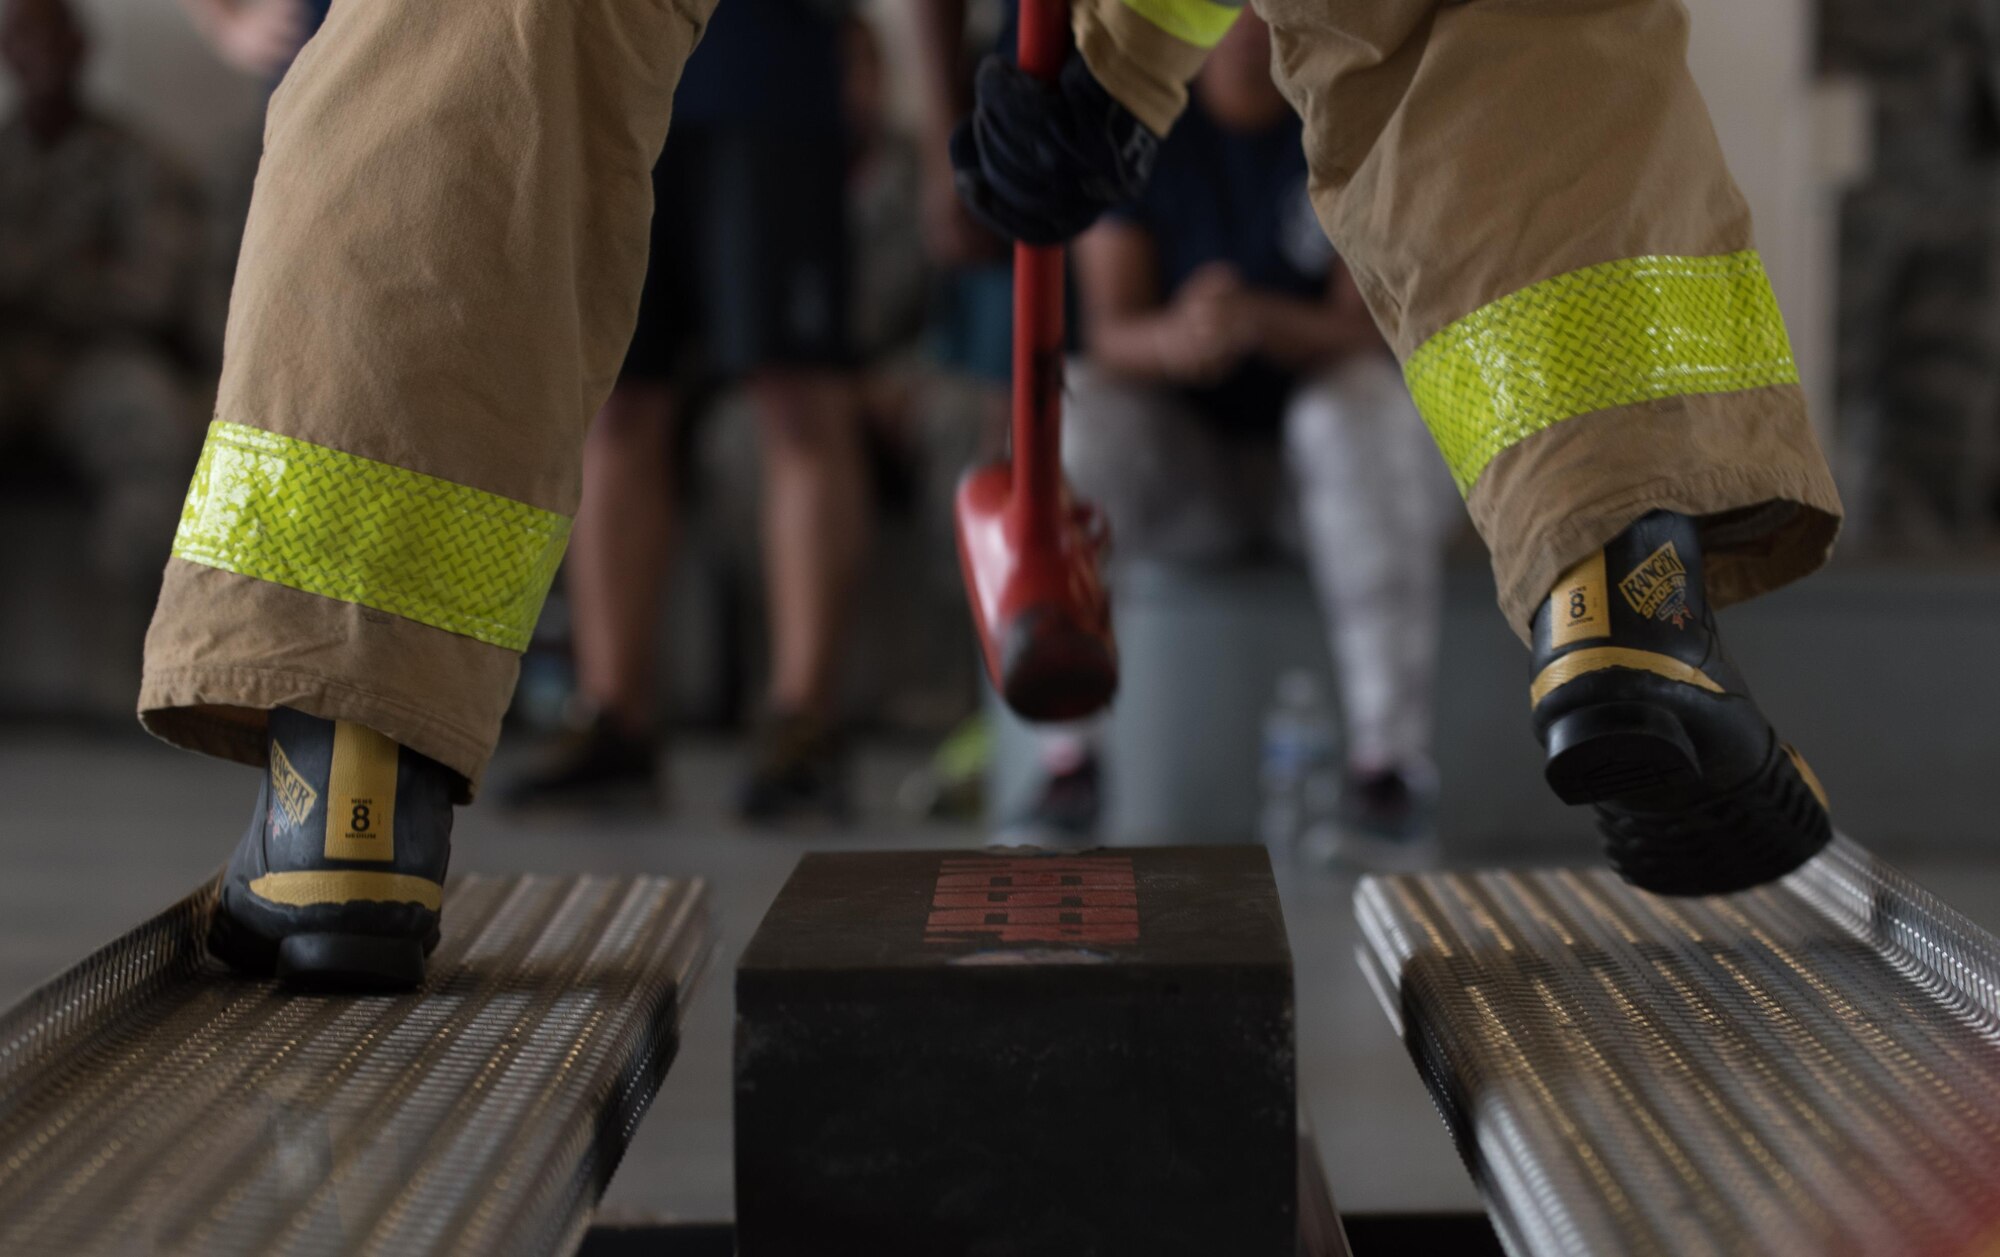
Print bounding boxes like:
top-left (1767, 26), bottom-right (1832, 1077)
top-left (207, 707), bottom-right (455, 990)
top-left (1530, 509), bottom-right (1832, 895)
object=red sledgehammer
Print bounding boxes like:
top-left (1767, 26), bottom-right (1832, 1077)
top-left (953, 0), bottom-right (1119, 723)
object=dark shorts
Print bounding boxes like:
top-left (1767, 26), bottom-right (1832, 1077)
top-left (621, 124), bottom-right (851, 382)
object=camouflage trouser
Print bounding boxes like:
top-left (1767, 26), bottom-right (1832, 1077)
top-left (1836, 173), bottom-right (2000, 543)
top-left (141, 0), bottom-right (1841, 792)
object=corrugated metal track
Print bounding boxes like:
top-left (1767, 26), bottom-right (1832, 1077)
top-left (1357, 836), bottom-right (2000, 1257)
top-left (0, 873), bottom-right (710, 1257)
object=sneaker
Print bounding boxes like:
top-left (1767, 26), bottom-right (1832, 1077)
top-left (207, 708), bottom-right (454, 990)
top-left (895, 714), bottom-right (992, 822)
top-left (736, 710), bottom-right (851, 823)
top-left (1531, 509), bottom-right (1831, 895)
top-left (1004, 752), bottom-right (1102, 843)
top-left (1318, 767), bottom-right (1440, 872)
top-left (499, 714), bottom-right (661, 812)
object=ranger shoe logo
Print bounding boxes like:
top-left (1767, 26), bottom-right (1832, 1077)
top-left (1619, 542), bottom-right (1692, 628)
top-left (269, 740), bottom-right (319, 833)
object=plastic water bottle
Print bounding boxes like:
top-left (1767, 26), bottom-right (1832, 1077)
top-left (1259, 671), bottom-right (1338, 850)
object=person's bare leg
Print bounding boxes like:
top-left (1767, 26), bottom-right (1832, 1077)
top-left (738, 369), bottom-right (867, 820)
top-left (569, 380), bottom-right (679, 732)
top-left (500, 380), bottom-right (676, 809)
top-left (751, 370), bottom-right (867, 718)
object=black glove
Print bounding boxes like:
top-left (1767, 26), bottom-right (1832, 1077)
top-left (949, 51), bottom-right (1161, 246)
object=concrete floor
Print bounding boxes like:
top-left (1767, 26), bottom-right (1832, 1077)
top-left (7, 727), bottom-right (1999, 1227)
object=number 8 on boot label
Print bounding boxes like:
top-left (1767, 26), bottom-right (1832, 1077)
top-left (1549, 550), bottom-right (1611, 648)
top-left (325, 722), bottom-right (397, 861)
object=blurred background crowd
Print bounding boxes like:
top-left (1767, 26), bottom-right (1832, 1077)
top-left (3, 0), bottom-right (1999, 866)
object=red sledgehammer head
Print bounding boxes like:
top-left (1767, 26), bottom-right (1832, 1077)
top-left (955, 462), bottom-right (1117, 722)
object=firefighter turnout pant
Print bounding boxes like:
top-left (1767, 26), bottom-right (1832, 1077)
top-left (140, 0), bottom-right (1840, 793)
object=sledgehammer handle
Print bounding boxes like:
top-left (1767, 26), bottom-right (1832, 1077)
top-left (1008, 0), bottom-right (1069, 549)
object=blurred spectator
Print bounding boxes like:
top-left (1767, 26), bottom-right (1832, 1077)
top-left (844, 11), bottom-right (932, 507)
top-left (1021, 12), bottom-right (1461, 859)
top-left (177, 0), bottom-right (323, 80)
top-left (174, 0), bottom-right (325, 382)
top-left (0, 0), bottom-right (204, 638)
top-left (846, 14), bottom-right (929, 374)
top-left (912, 0), bottom-right (1012, 447)
top-left (843, 9), bottom-right (946, 579)
top-left (504, 0), bottom-right (867, 822)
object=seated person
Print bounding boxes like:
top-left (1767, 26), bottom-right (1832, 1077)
top-left (1024, 11), bottom-right (1461, 858)
top-left (0, 0), bottom-right (204, 663)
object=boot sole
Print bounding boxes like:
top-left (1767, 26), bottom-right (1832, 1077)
top-left (277, 933), bottom-right (428, 992)
top-left (1544, 702), bottom-right (1831, 896)
top-left (1544, 702), bottom-right (1701, 804)
top-left (209, 907), bottom-right (431, 992)
top-left (205, 903), bottom-right (278, 978)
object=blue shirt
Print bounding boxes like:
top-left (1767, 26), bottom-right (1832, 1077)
top-left (1111, 102), bottom-right (1329, 300)
top-left (1106, 100), bottom-right (1334, 432)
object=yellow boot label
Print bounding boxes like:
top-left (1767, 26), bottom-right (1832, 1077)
top-left (1530, 647), bottom-right (1723, 708)
top-left (248, 871), bottom-right (441, 910)
top-left (1618, 541), bottom-right (1692, 627)
top-left (1548, 551), bottom-right (1611, 649)
top-left (325, 722), bottom-right (397, 862)
top-left (268, 739), bottom-right (319, 833)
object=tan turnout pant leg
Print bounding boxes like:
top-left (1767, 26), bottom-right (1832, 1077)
top-left (1256, 0), bottom-right (1843, 636)
top-left (1078, 0), bottom-right (1842, 639)
top-left (138, 0), bottom-right (712, 794)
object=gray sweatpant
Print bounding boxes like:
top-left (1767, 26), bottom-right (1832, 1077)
top-left (1059, 354), bottom-right (1460, 772)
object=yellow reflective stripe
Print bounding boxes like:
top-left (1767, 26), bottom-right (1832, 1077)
top-left (1119, 0), bottom-right (1242, 49)
top-left (1405, 251), bottom-right (1800, 495)
top-left (171, 421), bottom-right (569, 652)
top-left (247, 871), bottom-right (443, 911)
top-left (1529, 647), bottom-right (1724, 709)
